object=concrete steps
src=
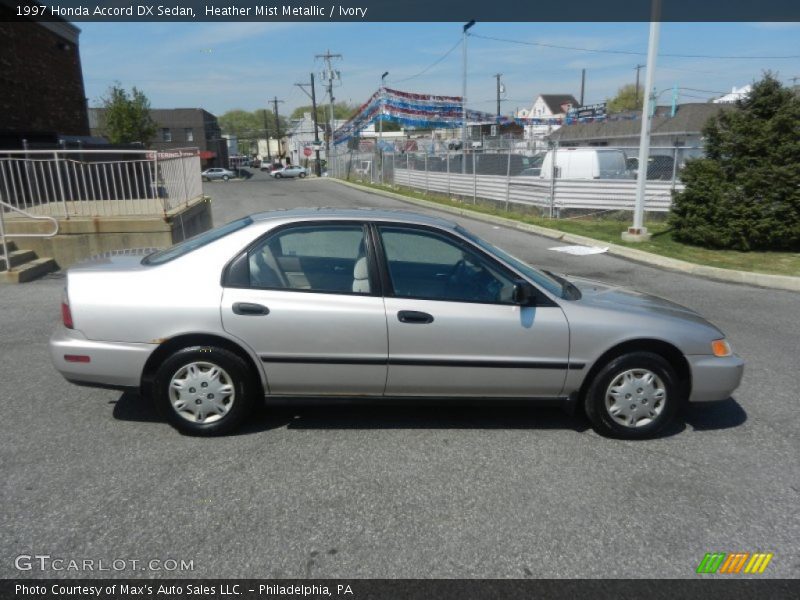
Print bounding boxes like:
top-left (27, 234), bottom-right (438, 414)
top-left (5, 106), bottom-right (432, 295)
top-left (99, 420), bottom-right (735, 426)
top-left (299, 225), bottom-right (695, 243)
top-left (0, 241), bottom-right (58, 283)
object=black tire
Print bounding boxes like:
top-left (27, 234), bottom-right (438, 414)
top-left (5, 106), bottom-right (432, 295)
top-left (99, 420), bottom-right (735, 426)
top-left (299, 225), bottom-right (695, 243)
top-left (222, 175), bottom-right (230, 181)
top-left (584, 351), bottom-right (681, 439)
top-left (202, 177), bottom-right (209, 182)
top-left (153, 346), bottom-right (258, 436)
top-left (298, 172), bottom-right (307, 178)
top-left (274, 173), bottom-right (282, 178)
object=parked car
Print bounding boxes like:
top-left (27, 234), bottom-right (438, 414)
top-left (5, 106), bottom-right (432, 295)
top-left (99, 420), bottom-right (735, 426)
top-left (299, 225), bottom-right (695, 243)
top-left (252, 158), bottom-right (262, 169)
top-left (538, 148), bottom-right (628, 179)
top-left (50, 209), bottom-right (743, 438)
top-left (271, 165), bottom-right (308, 179)
top-left (201, 168), bottom-right (236, 182)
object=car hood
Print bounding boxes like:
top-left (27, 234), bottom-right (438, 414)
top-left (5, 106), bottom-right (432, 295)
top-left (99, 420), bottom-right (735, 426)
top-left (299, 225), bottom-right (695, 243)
top-left (565, 275), bottom-right (712, 324)
top-left (68, 248), bottom-right (159, 273)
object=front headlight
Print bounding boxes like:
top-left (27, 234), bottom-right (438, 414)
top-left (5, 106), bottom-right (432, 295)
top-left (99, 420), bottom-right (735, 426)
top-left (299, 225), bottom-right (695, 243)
top-left (711, 339), bottom-right (732, 357)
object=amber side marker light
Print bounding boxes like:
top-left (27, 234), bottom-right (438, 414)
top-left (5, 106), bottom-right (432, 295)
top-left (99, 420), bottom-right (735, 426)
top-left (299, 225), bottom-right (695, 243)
top-left (712, 339), bottom-right (732, 357)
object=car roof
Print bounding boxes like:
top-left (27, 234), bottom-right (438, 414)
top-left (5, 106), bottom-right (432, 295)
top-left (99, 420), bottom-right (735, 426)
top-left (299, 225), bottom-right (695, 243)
top-left (249, 207), bottom-right (459, 229)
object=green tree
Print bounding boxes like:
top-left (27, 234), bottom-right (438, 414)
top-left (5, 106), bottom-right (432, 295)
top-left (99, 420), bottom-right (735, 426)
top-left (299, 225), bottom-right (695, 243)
top-left (606, 83), bottom-right (644, 113)
top-left (100, 84), bottom-right (157, 145)
top-left (290, 102), bottom-right (357, 122)
top-left (219, 109), bottom-right (288, 140)
top-left (669, 73), bottom-right (800, 251)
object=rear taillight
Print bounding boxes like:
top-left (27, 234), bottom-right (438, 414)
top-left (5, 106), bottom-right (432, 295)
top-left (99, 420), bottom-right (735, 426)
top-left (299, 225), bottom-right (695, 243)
top-left (61, 290), bottom-right (74, 329)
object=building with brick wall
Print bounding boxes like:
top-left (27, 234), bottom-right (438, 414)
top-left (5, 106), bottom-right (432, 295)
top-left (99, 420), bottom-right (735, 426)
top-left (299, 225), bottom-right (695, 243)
top-left (89, 107), bottom-right (229, 168)
top-left (0, 1), bottom-right (90, 148)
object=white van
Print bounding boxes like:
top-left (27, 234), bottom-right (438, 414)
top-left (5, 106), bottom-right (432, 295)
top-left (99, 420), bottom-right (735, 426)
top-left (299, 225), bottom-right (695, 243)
top-left (538, 148), bottom-right (628, 180)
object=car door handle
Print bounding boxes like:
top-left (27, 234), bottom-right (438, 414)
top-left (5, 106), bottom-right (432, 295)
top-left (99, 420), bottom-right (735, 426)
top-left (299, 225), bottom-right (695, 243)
top-left (397, 310), bottom-right (434, 324)
top-left (232, 302), bottom-right (270, 316)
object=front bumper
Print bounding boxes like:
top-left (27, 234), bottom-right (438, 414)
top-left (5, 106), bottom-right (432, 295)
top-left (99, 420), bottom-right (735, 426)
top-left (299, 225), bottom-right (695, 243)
top-left (687, 354), bottom-right (745, 402)
top-left (49, 327), bottom-right (157, 389)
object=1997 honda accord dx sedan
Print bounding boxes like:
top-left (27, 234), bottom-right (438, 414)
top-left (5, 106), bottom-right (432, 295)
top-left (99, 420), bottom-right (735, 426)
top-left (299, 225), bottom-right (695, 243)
top-left (50, 208), bottom-right (744, 438)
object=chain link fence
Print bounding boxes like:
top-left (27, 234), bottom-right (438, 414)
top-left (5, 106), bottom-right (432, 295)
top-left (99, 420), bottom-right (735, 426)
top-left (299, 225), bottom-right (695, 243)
top-left (330, 141), bottom-right (701, 217)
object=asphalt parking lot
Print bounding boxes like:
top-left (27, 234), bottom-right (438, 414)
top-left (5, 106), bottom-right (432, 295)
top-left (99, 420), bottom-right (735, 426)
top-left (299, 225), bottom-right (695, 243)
top-left (1, 168), bottom-right (798, 579)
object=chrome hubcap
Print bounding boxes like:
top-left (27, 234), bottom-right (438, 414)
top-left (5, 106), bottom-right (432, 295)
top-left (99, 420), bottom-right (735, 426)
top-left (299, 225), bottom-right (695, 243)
top-left (605, 368), bottom-right (666, 428)
top-left (169, 361), bottom-right (235, 424)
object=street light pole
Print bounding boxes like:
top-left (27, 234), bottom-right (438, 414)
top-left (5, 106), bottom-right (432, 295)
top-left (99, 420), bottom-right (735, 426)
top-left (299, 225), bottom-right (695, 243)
top-left (461, 20), bottom-right (475, 174)
top-left (624, 0), bottom-right (661, 242)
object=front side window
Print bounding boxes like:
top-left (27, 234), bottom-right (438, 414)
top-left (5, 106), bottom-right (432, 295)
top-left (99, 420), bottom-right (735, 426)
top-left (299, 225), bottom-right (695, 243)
top-left (248, 224), bottom-right (372, 294)
top-left (378, 226), bottom-right (515, 304)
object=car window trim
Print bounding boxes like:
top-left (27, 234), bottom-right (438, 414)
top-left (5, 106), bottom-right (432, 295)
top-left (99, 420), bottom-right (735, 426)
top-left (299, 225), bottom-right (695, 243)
top-left (221, 219), bottom-right (384, 298)
top-left (371, 222), bottom-right (558, 307)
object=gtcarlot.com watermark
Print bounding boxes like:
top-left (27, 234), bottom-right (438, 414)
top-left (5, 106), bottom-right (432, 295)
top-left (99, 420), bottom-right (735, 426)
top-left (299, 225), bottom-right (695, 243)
top-left (14, 554), bottom-right (195, 573)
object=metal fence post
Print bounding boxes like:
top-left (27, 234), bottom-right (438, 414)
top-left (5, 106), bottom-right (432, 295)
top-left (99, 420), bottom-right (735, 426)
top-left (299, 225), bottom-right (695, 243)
top-left (549, 143), bottom-right (558, 218)
top-left (406, 153), bottom-right (410, 187)
top-left (505, 150), bottom-right (512, 212)
top-left (424, 153), bottom-right (429, 194)
top-left (54, 151), bottom-right (69, 218)
top-left (446, 150), bottom-right (450, 198)
top-left (179, 152), bottom-right (189, 208)
top-left (472, 152), bottom-right (477, 204)
top-left (670, 145), bottom-right (679, 189)
top-left (0, 195), bottom-right (10, 273)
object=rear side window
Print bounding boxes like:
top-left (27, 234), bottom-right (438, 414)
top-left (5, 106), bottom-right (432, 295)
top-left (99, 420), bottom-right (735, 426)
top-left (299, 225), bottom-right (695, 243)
top-left (142, 217), bottom-right (253, 265)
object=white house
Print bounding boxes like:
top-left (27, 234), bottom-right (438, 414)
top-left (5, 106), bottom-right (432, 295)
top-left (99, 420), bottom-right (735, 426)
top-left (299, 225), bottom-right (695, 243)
top-left (517, 94), bottom-right (579, 150)
top-left (712, 85), bottom-right (752, 104)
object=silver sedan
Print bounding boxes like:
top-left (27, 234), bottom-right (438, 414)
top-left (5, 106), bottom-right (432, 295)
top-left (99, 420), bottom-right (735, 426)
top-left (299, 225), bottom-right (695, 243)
top-left (50, 209), bottom-right (744, 438)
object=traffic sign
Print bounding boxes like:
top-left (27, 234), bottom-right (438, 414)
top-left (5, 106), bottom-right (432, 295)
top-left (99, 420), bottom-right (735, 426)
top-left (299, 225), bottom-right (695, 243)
top-left (303, 147), bottom-right (313, 157)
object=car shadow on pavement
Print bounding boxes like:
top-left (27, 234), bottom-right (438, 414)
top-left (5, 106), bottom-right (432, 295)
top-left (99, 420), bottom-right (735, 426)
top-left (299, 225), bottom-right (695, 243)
top-left (111, 392), bottom-right (746, 437)
top-left (111, 391), bottom-right (591, 434)
top-left (682, 397), bottom-right (747, 432)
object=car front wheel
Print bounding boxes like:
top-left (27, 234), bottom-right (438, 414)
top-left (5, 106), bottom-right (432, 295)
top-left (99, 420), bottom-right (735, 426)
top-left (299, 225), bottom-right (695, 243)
top-left (153, 346), bottom-right (257, 435)
top-left (584, 351), bottom-right (680, 439)
top-left (274, 173), bottom-right (282, 178)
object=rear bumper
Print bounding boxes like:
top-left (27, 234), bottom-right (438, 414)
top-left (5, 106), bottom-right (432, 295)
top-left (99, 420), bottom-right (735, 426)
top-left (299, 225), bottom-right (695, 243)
top-left (49, 327), bottom-right (157, 389)
top-left (687, 354), bottom-right (745, 402)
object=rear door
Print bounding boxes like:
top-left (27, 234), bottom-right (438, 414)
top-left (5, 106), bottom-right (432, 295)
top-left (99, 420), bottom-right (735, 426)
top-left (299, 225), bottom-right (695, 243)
top-left (221, 222), bottom-right (388, 395)
top-left (375, 224), bottom-right (570, 398)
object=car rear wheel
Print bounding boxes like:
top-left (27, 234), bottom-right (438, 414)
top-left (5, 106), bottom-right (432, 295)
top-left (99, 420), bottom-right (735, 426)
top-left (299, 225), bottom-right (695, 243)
top-left (298, 172), bottom-right (306, 178)
top-left (222, 175), bottom-right (230, 181)
top-left (153, 346), bottom-right (257, 435)
top-left (584, 351), bottom-right (680, 439)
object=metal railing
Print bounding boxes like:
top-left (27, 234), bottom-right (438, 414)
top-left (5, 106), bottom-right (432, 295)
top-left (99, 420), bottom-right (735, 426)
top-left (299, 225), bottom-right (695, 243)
top-left (0, 148), bottom-right (203, 218)
top-left (0, 195), bottom-right (59, 274)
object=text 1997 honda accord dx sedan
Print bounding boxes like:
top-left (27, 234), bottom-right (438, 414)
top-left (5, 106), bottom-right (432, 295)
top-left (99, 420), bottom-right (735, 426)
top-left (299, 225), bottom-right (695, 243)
top-left (50, 209), bottom-right (744, 438)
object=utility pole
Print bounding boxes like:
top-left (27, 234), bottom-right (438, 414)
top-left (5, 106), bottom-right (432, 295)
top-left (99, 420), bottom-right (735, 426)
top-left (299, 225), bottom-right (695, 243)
top-left (271, 96), bottom-right (284, 161)
top-left (462, 20), bottom-right (475, 174)
top-left (295, 76), bottom-right (323, 175)
top-left (316, 50), bottom-right (342, 159)
top-left (634, 63), bottom-right (645, 106)
top-left (262, 107), bottom-right (271, 162)
top-left (580, 69), bottom-right (586, 106)
top-left (494, 73), bottom-right (503, 117)
top-left (624, 0), bottom-right (661, 242)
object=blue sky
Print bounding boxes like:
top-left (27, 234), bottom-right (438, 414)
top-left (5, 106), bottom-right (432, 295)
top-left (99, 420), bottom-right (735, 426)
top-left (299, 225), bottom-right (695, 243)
top-left (78, 21), bottom-right (800, 116)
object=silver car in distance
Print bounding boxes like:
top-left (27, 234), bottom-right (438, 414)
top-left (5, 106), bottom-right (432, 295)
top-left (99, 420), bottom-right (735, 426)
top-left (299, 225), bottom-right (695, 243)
top-left (50, 209), bottom-right (744, 438)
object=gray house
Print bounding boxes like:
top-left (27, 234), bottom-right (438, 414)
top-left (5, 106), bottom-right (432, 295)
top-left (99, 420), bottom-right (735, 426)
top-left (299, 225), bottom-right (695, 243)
top-left (549, 103), bottom-right (732, 153)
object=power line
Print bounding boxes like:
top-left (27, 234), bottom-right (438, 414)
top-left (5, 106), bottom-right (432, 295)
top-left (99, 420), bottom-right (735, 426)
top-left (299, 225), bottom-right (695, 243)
top-left (469, 32), bottom-right (800, 60)
top-left (393, 38), bottom-right (462, 83)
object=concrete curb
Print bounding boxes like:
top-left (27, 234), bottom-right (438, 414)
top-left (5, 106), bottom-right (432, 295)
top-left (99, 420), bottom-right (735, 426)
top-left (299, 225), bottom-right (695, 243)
top-left (329, 178), bottom-right (800, 293)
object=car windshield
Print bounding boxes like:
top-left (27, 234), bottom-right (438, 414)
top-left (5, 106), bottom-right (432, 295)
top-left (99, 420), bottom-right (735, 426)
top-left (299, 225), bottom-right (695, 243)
top-left (142, 216), bottom-right (253, 265)
top-left (455, 226), bottom-right (567, 298)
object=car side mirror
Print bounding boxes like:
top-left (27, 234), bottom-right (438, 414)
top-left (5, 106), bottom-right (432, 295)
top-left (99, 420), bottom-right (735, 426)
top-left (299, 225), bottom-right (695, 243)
top-left (512, 280), bottom-right (537, 306)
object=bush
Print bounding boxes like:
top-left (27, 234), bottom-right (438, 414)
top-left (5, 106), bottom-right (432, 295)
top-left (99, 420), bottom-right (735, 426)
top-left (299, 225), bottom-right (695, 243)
top-left (670, 74), bottom-right (800, 251)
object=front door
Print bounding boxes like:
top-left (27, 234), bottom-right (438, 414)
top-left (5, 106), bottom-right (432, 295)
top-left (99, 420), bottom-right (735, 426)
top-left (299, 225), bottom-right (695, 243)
top-left (222, 222), bottom-right (387, 395)
top-left (376, 224), bottom-right (570, 398)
